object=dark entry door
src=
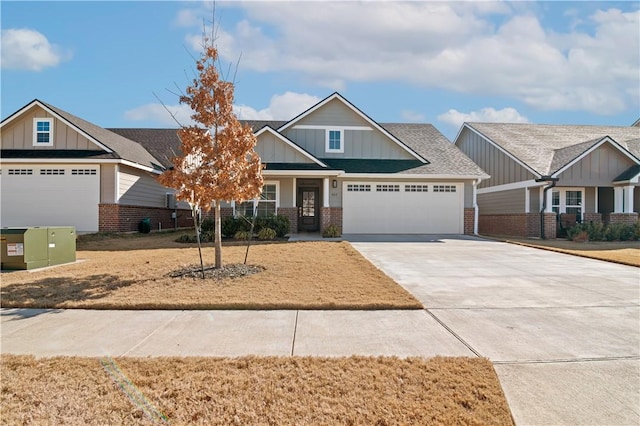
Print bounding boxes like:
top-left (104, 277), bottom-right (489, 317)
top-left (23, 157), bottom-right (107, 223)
top-left (298, 187), bottom-right (319, 232)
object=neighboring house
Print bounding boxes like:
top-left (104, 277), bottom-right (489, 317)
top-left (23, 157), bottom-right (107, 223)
top-left (0, 100), bottom-right (193, 233)
top-left (1, 93), bottom-right (488, 235)
top-left (115, 93), bottom-right (488, 235)
top-left (454, 123), bottom-right (640, 239)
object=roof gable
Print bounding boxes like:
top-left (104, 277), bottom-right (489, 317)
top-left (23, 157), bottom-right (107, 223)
top-left (2, 100), bottom-right (163, 171)
top-left (278, 92), bottom-right (427, 163)
top-left (462, 122), bottom-right (640, 175)
top-left (254, 126), bottom-right (327, 167)
top-left (552, 136), bottom-right (640, 177)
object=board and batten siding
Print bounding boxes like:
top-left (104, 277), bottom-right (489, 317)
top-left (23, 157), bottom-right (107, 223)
top-left (457, 128), bottom-right (536, 188)
top-left (100, 164), bottom-right (116, 203)
top-left (118, 166), bottom-right (166, 207)
top-left (478, 188), bottom-right (526, 215)
top-left (256, 133), bottom-right (314, 163)
top-left (556, 143), bottom-right (636, 186)
top-left (294, 98), bottom-right (366, 127)
top-left (1, 106), bottom-right (96, 150)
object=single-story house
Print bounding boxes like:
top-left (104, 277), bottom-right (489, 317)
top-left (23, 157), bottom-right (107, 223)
top-left (454, 122), bottom-right (640, 238)
top-left (1, 93), bottom-right (488, 235)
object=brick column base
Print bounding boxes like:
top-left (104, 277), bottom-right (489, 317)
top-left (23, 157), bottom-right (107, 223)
top-left (463, 208), bottom-right (475, 235)
top-left (543, 212), bottom-right (557, 239)
top-left (320, 207), bottom-right (343, 235)
top-left (608, 212), bottom-right (639, 226)
top-left (583, 212), bottom-right (603, 224)
top-left (277, 207), bottom-right (298, 235)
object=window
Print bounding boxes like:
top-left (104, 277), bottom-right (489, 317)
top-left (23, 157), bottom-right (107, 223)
top-left (235, 182), bottom-right (278, 217)
top-left (551, 188), bottom-right (583, 219)
top-left (376, 184), bottom-right (400, 192)
top-left (33, 118), bottom-right (54, 146)
top-left (72, 169), bottom-right (97, 175)
top-left (8, 169), bottom-right (33, 175)
top-left (40, 169), bottom-right (65, 175)
top-left (405, 184), bottom-right (428, 192)
top-left (347, 184), bottom-right (371, 192)
top-left (325, 129), bottom-right (344, 153)
top-left (433, 185), bottom-right (456, 193)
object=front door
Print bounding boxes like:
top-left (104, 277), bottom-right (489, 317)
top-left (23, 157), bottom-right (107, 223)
top-left (298, 187), bottom-right (319, 232)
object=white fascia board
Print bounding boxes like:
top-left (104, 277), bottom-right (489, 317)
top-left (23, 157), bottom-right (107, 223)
top-left (262, 170), bottom-right (342, 177)
top-left (477, 179), bottom-right (543, 194)
top-left (340, 173), bottom-right (487, 180)
top-left (276, 92), bottom-right (427, 164)
top-left (461, 124), bottom-right (541, 178)
top-left (2, 100), bottom-right (114, 153)
top-left (254, 126), bottom-right (327, 167)
top-left (551, 136), bottom-right (640, 177)
top-left (1, 157), bottom-right (160, 174)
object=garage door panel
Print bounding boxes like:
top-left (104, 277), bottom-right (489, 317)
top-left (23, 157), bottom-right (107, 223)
top-left (343, 182), bottom-right (463, 234)
top-left (1, 166), bottom-right (99, 232)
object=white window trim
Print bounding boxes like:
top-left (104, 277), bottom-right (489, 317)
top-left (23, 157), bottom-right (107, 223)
top-left (552, 187), bottom-right (584, 219)
top-left (233, 181), bottom-right (279, 216)
top-left (325, 129), bottom-right (344, 153)
top-left (33, 118), bottom-right (54, 146)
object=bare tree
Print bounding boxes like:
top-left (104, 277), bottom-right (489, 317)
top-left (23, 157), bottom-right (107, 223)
top-left (158, 38), bottom-right (263, 271)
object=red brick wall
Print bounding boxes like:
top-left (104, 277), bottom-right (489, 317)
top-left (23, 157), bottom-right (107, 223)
top-left (277, 207), bottom-right (298, 235)
top-left (320, 207), bottom-right (343, 234)
top-left (464, 208), bottom-right (475, 235)
top-left (608, 213), bottom-right (639, 226)
top-left (99, 204), bottom-right (193, 233)
top-left (584, 212), bottom-right (603, 224)
top-left (479, 213), bottom-right (554, 238)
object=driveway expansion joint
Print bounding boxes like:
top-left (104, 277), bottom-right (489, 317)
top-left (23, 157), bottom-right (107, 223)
top-left (290, 310), bottom-right (299, 356)
top-left (493, 355), bottom-right (640, 365)
top-left (424, 309), bottom-right (482, 358)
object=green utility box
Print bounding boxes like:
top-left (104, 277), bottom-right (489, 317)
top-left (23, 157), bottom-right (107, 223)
top-left (1, 227), bottom-right (76, 270)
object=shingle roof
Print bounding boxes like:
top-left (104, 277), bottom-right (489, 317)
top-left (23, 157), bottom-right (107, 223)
top-left (320, 159), bottom-right (424, 173)
top-left (466, 122), bottom-right (640, 175)
top-left (108, 128), bottom-right (182, 169)
top-left (614, 164), bottom-right (640, 182)
top-left (382, 123), bottom-right (488, 176)
top-left (114, 122), bottom-right (487, 177)
top-left (39, 101), bottom-right (164, 171)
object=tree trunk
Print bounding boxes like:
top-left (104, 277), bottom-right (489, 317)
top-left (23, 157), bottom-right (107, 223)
top-left (193, 205), bottom-right (205, 279)
top-left (214, 201), bottom-right (222, 269)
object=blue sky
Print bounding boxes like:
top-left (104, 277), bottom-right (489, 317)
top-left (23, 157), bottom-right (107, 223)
top-left (2, 1), bottom-right (639, 141)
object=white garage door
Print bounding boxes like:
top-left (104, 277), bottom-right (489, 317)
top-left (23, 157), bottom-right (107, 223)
top-left (342, 182), bottom-right (463, 234)
top-left (1, 165), bottom-right (100, 232)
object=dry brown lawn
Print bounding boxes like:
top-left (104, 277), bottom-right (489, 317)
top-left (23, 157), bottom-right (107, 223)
top-left (0, 232), bottom-right (421, 310)
top-left (1, 354), bottom-right (513, 425)
top-left (500, 237), bottom-right (640, 267)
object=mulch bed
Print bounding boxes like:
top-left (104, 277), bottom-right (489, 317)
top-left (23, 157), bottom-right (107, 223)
top-left (168, 264), bottom-right (265, 280)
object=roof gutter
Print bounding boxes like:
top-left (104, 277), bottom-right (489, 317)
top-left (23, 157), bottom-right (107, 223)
top-left (535, 176), bottom-right (559, 239)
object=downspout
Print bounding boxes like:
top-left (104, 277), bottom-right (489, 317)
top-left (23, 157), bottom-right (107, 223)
top-left (473, 179), bottom-right (480, 235)
top-left (535, 176), bottom-right (559, 239)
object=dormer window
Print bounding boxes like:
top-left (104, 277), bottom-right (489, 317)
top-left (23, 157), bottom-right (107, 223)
top-left (326, 129), bottom-right (344, 153)
top-left (33, 118), bottom-right (54, 146)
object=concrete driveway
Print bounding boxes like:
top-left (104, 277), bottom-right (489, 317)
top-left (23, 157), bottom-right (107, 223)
top-left (349, 235), bottom-right (640, 426)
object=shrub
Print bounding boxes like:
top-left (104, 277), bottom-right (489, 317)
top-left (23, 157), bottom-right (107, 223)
top-left (585, 222), bottom-right (605, 241)
top-left (634, 222), bottom-right (640, 241)
top-left (176, 234), bottom-right (197, 243)
top-left (257, 227), bottom-right (277, 240)
top-left (222, 216), bottom-right (251, 237)
top-left (200, 218), bottom-right (214, 234)
top-left (234, 230), bottom-right (251, 240)
top-left (619, 224), bottom-right (635, 241)
top-left (566, 223), bottom-right (586, 241)
top-left (604, 223), bottom-right (624, 241)
top-left (322, 224), bottom-right (341, 238)
top-left (253, 215), bottom-right (290, 237)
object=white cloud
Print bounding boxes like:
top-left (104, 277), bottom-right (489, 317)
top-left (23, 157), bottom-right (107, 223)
top-left (438, 107), bottom-right (529, 129)
top-left (1, 28), bottom-right (70, 71)
top-left (205, 3), bottom-right (638, 115)
top-left (124, 103), bottom-right (195, 126)
top-left (174, 9), bottom-right (201, 28)
top-left (235, 92), bottom-right (321, 120)
top-left (125, 92), bottom-right (321, 125)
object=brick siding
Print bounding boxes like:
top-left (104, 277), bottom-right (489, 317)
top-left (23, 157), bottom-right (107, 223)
top-left (99, 204), bottom-right (193, 233)
top-left (463, 208), bottom-right (475, 235)
top-left (608, 212), bottom-right (639, 226)
top-left (479, 213), bottom-right (555, 239)
top-left (277, 207), bottom-right (298, 235)
top-left (320, 207), bottom-right (343, 234)
top-left (583, 212), bottom-right (603, 224)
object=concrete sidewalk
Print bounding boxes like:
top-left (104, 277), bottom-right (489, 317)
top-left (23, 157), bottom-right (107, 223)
top-left (1, 308), bottom-right (473, 358)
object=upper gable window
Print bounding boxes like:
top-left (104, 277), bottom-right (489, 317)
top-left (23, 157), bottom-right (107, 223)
top-left (326, 129), bottom-right (344, 153)
top-left (33, 118), bottom-right (54, 146)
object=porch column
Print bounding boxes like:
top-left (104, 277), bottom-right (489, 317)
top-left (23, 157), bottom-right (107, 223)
top-left (614, 186), bottom-right (624, 213)
top-left (292, 178), bottom-right (297, 207)
top-left (623, 185), bottom-right (634, 213)
top-left (323, 178), bottom-right (330, 207)
top-left (544, 187), bottom-right (553, 213)
top-left (524, 188), bottom-right (530, 213)
top-left (473, 179), bottom-right (479, 235)
top-left (594, 186), bottom-right (599, 213)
